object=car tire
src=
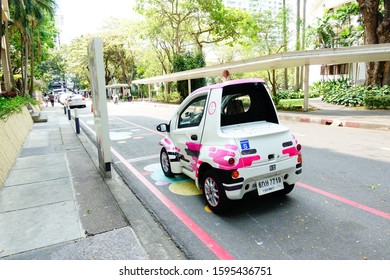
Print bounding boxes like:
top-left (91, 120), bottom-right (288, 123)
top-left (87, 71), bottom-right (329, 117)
top-left (160, 148), bottom-right (175, 178)
top-left (202, 169), bottom-right (230, 214)
top-left (282, 183), bottom-right (295, 194)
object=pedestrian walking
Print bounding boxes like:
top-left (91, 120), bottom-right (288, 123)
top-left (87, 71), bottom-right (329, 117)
top-left (112, 92), bottom-right (119, 104)
top-left (43, 93), bottom-right (49, 107)
top-left (49, 93), bottom-right (55, 107)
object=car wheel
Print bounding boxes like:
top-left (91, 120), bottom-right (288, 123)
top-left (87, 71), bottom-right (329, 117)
top-left (202, 169), bottom-right (230, 214)
top-left (282, 183), bottom-right (295, 194)
top-left (160, 148), bottom-right (175, 178)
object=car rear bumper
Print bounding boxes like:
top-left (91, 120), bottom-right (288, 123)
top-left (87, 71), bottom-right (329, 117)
top-left (69, 104), bottom-right (86, 109)
top-left (218, 157), bottom-right (302, 200)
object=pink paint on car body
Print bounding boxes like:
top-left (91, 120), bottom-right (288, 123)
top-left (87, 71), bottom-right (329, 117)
top-left (157, 79), bottom-right (302, 213)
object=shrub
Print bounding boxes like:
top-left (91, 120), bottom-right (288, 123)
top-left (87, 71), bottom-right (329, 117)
top-left (0, 92), bottom-right (37, 120)
top-left (316, 79), bottom-right (390, 108)
top-left (276, 88), bottom-right (320, 100)
top-left (0, 95), bottom-right (26, 120)
top-left (364, 96), bottom-right (390, 109)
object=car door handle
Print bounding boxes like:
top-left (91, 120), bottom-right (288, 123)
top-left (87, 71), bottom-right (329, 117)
top-left (191, 135), bottom-right (198, 141)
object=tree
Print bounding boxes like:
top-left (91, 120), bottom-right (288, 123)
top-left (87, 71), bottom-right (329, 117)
top-left (249, 9), bottom-right (286, 96)
top-left (37, 46), bottom-right (66, 91)
top-left (173, 51), bottom-right (206, 99)
top-left (7, 0), bottom-right (56, 95)
top-left (100, 18), bottom-right (139, 87)
top-left (357, 0), bottom-right (390, 86)
top-left (282, 0), bottom-right (288, 89)
top-left (65, 35), bottom-right (94, 90)
top-left (307, 3), bottom-right (361, 49)
top-left (135, 0), bottom-right (251, 82)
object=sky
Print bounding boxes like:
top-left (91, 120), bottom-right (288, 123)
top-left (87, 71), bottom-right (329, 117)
top-left (56, 0), bottom-right (138, 44)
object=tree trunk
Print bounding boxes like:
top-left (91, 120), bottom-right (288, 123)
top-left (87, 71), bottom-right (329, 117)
top-left (377, 0), bottom-right (390, 85)
top-left (4, 21), bottom-right (15, 90)
top-left (357, 0), bottom-right (390, 86)
top-left (29, 27), bottom-right (35, 96)
top-left (295, 0), bottom-right (301, 91)
top-left (23, 38), bottom-right (29, 97)
top-left (282, 0), bottom-right (288, 89)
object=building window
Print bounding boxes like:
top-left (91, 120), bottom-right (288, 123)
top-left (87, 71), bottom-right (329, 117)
top-left (320, 64), bottom-right (349, 75)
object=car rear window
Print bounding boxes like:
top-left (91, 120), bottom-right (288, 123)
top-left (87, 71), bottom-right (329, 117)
top-left (220, 82), bottom-right (278, 127)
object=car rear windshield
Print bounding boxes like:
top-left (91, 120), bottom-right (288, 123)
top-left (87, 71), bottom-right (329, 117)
top-left (220, 82), bottom-right (278, 127)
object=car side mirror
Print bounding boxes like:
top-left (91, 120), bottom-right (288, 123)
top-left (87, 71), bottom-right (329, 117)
top-left (156, 123), bottom-right (170, 132)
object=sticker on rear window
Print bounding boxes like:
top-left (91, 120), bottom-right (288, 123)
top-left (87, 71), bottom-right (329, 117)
top-left (240, 140), bottom-right (250, 150)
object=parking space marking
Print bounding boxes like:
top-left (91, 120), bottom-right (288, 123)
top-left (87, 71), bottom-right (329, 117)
top-left (112, 116), bottom-right (165, 136)
top-left (80, 118), bottom-right (234, 260)
top-left (111, 148), bottom-right (234, 260)
top-left (113, 154), bottom-right (160, 164)
top-left (297, 182), bottom-right (390, 221)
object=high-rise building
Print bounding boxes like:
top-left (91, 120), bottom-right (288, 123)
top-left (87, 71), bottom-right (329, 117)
top-left (223, 0), bottom-right (283, 15)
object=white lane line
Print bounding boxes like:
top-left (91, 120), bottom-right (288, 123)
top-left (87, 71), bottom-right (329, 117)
top-left (114, 154), bottom-right (160, 164)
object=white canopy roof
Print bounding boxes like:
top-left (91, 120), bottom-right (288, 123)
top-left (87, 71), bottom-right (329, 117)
top-left (131, 43), bottom-right (390, 85)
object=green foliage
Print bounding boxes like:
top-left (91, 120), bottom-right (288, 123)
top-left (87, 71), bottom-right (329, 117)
top-left (364, 85), bottom-right (390, 109)
top-left (306, 3), bottom-right (362, 49)
top-left (173, 51), bottom-right (206, 98)
top-left (8, 1), bottom-right (58, 94)
top-left (276, 88), bottom-right (321, 100)
top-left (0, 95), bottom-right (27, 120)
top-left (312, 80), bottom-right (390, 108)
top-left (364, 96), bottom-right (390, 109)
top-left (154, 91), bottom-right (183, 104)
top-left (64, 35), bottom-right (94, 90)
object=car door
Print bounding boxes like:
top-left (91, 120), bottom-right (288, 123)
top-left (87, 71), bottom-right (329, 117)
top-left (170, 94), bottom-right (208, 176)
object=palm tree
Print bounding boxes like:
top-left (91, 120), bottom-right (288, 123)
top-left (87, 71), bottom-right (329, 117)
top-left (7, 0), bottom-right (56, 95)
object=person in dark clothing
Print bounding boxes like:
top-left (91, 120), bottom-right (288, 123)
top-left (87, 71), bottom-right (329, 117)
top-left (49, 93), bottom-right (55, 107)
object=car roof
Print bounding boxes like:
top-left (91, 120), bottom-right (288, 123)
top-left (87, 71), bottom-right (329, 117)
top-left (191, 78), bottom-right (266, 95)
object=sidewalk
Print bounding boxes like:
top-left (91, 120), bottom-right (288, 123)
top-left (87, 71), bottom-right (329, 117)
top-left (278, 98), bottom-right (390, 131)
top-left (0, 99), bottom-right (389, 260)
top-left (0, 104), bottom-right (185, 260)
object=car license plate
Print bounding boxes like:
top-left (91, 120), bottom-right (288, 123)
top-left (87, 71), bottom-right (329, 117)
top-left (257, 176), bottom-right (284, 195)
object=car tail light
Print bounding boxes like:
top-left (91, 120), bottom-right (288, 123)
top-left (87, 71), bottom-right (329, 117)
top-left (297, 144), bottom-right (302, 151)
top-left (228, 157), bottom-right (235, 165)
top-left (68, 99), bottom-right (72, 103)
top-left (297, 155), bottom-right (302, 163)
top-left (232, 170), bottom-right (239, 179)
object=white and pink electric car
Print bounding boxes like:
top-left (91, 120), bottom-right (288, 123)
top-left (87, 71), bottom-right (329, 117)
top-left (157, 78), bottom-right (302, 213)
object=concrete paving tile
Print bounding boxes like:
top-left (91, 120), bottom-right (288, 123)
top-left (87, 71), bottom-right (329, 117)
top-left (3, 227), bottom-right (147, 260)
top-left (12, 153), bottom-right (66, 169)
top-left (0, 178), bottom-right (73, 212)
top-left (22, 131), bottom-right (49, 148)
top-left (4, 162), bottom-right (68, 187)
top-left (18, 146), bottom-right (58, 157)
top-left (0, 201), bottom-right (84, 257)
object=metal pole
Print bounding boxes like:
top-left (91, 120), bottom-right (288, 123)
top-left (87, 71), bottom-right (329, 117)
top-left (67, 105), bottom-right (71, 120)
top-left (74, 108), bottom-right (80, 134)
top-left (63, 105), bottom-right (66, 114)
top-left (303, 64), bottom-right (310, 112)
top-left (188, 79), bottom-right (191, 95)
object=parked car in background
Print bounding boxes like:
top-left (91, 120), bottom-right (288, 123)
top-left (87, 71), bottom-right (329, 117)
top-left (58, 92), bottom-right (71, 105)
top-left (65, 94), bottom-right (86, 109)
top-left (51, 88), bottom-right (64, 101)
top-left (156, 78), bottom-right (302, 213)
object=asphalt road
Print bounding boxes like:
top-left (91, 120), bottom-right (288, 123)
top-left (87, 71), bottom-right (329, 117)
top-left (78, 101), bottom-right (390, 260)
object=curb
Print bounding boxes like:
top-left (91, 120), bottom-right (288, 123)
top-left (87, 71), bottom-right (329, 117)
top-left (278, 114), bottom-right (390, 131)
